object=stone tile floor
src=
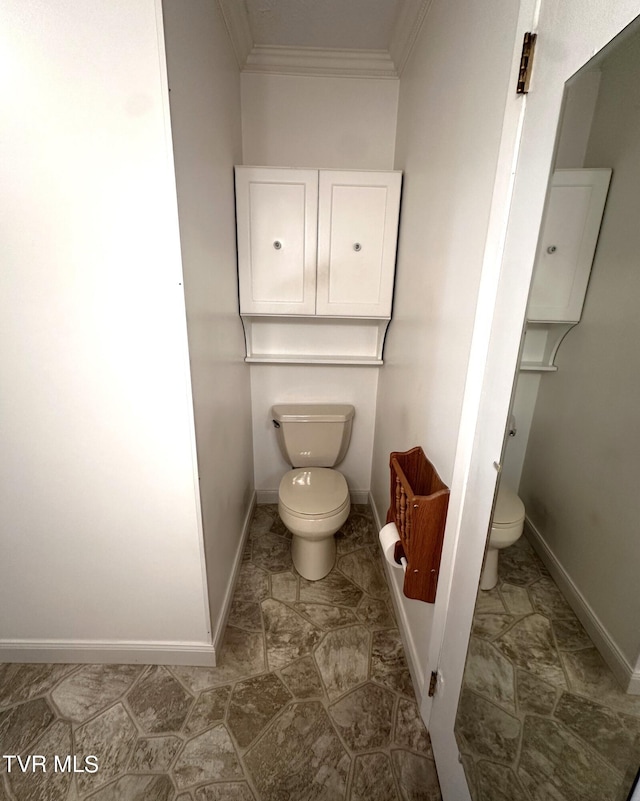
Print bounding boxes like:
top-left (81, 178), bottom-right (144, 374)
top-left (456, 534), bottom-right (640, 801)
top-left (0, 503), bottom-right (442, 801)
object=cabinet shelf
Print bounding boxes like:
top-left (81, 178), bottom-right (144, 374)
top-left (245, 354), bottom-right (383, 366)
top-left (519, 361), bottom-right (558, 373)
top-left (241, 315), bottom-right (390, 366)
top-left (519, 321), bottom-right (576, 372)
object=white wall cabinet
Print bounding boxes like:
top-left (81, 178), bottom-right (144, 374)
top-left (528, 168), bottom-right (611, 322)
top-left (522, 168), bottom-right (611, 371)
top-left (235, 166), bottom-right (402, 364)
top-left (316, 170), bottom-right (401, 316)
top-left (236, 168), bottom-right (318, 315)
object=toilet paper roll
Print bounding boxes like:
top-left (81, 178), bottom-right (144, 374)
top-left (379, 522), bottom-right (406, 570)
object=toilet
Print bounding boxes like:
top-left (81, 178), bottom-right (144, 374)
top-left (480, 483), bottom-right (526, 591)
top-left (272, 404), bottom-right (354, 581)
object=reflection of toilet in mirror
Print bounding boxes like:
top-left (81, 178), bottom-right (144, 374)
top-left (272, 404), bottom-right (354, 581)
top-left (480, 483), bottom-right (526, 590)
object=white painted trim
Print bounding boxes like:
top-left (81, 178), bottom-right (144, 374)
top-left (626, 669), bottom-right (640, 695)
top-left (0, 496), bottom-right (258, 668)
top-left (389, 0), bottom-right (434, 76)
top-left (256, 490), bottom-right (279, 504)
top-left (525, 518), bottom-right (640, 695)
top-left (154, 0), bottom-right (213, 641)
top-left (210, 493), bottom-right (257, 657)
top-left (370, 494), bottom-right (425, 701)
top-left (256, 489), bottom-right (369, 505)
top-left (424, 3), bottom-right (539, 795)
top-left (350, 490), bottom-right (370, 505)
top-left (0, 641), bottom-right (216, 666)
top-left (216, 0), bottom-right (431, 77)
top-left (216, 0), bottom-right (253, 69)
top-left (629, 773), bottom-right (640, 801)
top-left (243, 46), bottom-right (398, 79)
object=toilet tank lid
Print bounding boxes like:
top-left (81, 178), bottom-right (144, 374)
top-left (494, 484), bottom-right (525, 525)
top-left (272, 404), bottom-right (355, 423)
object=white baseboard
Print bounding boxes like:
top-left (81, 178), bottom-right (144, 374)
top-left (256, 490), bottom-right (278, 504)
top-left (256, 489), bottom-right (370, 505)
top-left (0, 640), bottom-right (216, 666)
top-left (210, 491), bottom-right (257, 659)
top-left (525, 517), bottom-right (640, 694)
top-left (0, 494), bottom-right (259, 669)
top-left (370, 493), bottom-right (426, 701)
top-left (350, 490), bottom-right (370, 505)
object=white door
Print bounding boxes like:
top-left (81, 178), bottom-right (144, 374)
top-left (426, 3), bottom-right (640, 799)
top-left (528, 169), bottom-right (612, 322)
top-left (316, 170), bottom-right (401, 317)
top-left (235, 167), bottom-right (318, 315)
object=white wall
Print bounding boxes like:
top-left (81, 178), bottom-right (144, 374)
top-left (241, 72), bottom-right (399, 493)
top-left (501, 372), bottom-right (541, 490)
top-left (251, 366), bottom-right (377, 497)
top-left (371, 0), bottom-right (522, 694)
top-left (519, 32), bottom-right (640, 667)
top-left (240, 73), bottom-right (399, 169)
top-left (163, 0), bottom-right (254, 649)
top-left (554, 70), bottom-right (602, 169)
top-left (0, 0), bottom-right (211, 659)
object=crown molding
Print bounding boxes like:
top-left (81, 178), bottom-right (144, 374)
top-left (243, 45), bottom-right (398, 79)
top-left (216, 0), bottom-right (253, 69)
top-left (216, 0), bottom-right (430, 78)
top-left (389, 0), bottom-right (434, 75)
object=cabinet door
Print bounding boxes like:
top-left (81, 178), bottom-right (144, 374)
top-left (316, 170), bottom-right (402, 317)
top-left (528, 168), bottom-right (611, 322)
top-left (235, 167), bottom-right (318, 315)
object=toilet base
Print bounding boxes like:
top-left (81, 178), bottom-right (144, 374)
top-left (291, 534), bottom-right (336, 581)
top-left (480, 548), bottom-right (499, 591)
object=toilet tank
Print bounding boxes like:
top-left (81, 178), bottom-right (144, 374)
top-left (272, 404), bottom-right (355, 468)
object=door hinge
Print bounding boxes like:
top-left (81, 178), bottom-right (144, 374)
top-left (428, 670), bottom-right (438, 697)
top-left (517, 32), bottom-right (537, 94)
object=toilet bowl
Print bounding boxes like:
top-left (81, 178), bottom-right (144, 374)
top-left (272, 404), bottom-right (355, 582)
top-left (480, 484), bottom-right (525, 591)
top-left (278, 467), bottom-right (350, 580)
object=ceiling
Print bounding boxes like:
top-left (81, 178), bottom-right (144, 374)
top-left (244, 0), bottom-right (403, 50)
top-left (216, 0), bottom-right (432, 77)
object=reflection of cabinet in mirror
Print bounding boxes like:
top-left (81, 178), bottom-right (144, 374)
top-left (235, 166), bottom-right (402, 364)
top-left (521, 168), bottom-right (611, 371)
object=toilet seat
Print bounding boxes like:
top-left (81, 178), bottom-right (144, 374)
top-left (279, 468), bottom-right (349, 518)
top-left (492, 484), bottom-right (525, 527)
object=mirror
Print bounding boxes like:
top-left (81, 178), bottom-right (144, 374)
top-left (453, 19), bottom-right (640, 801)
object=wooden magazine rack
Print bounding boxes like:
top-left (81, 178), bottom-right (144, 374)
top-left (386, 446), bottom-right (450, 603)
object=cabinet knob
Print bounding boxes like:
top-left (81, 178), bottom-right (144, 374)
top-left (546, 245), bottom-right (557, 254)
top-left (273, 240), bottom-right (282, 250)
top-left (353, 243), bottom-right (362, 252)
